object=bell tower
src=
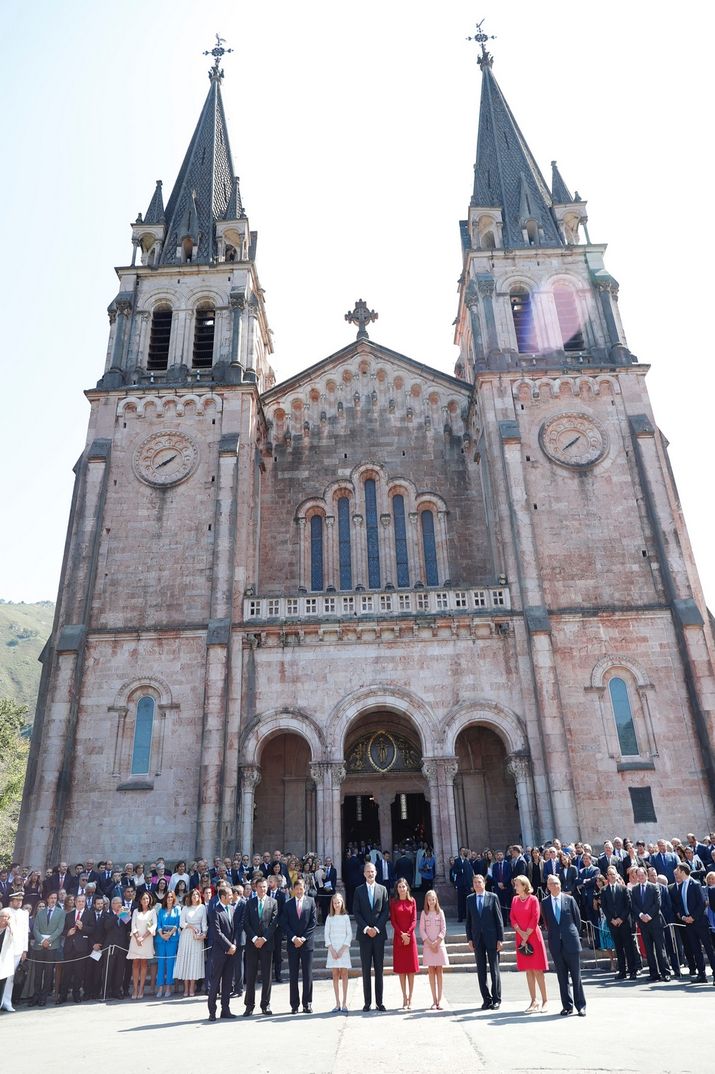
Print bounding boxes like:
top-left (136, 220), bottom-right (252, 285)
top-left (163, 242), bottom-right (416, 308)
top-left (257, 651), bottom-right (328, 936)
top-left (455, 27), bottom-right (715, 830)
top-left (15, 38), bottom-right (274, 865)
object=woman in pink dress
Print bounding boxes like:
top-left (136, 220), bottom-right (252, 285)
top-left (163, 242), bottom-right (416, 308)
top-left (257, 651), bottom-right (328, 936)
top-left (510, 875), bottom-right (549, 1012)
top-left (419, 889), bottom-right (449, 1009)
top-left (389, 879), bottom-right (419, 1009)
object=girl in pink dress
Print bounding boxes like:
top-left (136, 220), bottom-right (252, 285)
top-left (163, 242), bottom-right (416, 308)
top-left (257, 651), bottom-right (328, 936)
top-left (510, 875), bottom-right (549, 1012)
top-left (419, 889), bottom-right (449, 1009)
top-left (389, 879), bottom-right (419, 1009)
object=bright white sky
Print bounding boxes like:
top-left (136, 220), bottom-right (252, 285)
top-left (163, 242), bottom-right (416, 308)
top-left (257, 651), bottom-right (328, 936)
top-left (1, 1), bottom-right (713, 609)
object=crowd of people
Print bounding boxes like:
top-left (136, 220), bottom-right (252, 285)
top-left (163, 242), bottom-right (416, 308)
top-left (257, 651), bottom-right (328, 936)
top-left (1, 828), bottom-right (714, 1020)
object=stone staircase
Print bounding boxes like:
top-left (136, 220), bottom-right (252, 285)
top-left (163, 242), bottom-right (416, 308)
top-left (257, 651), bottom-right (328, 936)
top-left (296, 915), bottom-right (606, 979)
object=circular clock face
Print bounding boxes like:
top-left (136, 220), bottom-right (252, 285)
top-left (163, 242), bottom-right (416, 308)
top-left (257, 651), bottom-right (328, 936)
top-left (539, 413), bottom-right (607, 468)
top-left (133, 431), bottom-right (199, 487)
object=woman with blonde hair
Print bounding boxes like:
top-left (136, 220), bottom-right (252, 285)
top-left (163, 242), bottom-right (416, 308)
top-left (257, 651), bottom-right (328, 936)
top-left (419, 889), bottom-right (449, 1009)
top-left (324, 892), bottom-right (352, 1012)
top-left (510, 875), bottom-right (549, 1013)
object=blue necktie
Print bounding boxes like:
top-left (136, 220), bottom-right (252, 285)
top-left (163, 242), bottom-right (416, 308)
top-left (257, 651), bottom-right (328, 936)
top-left (477, 895), bottom-right (483, 914)
top-left (553, 898), bottom-right (561, 923)
top-left (368, 886), bottom-right (374, 909)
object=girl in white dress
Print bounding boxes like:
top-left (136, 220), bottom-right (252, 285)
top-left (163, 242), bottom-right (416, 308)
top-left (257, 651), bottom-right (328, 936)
top-left (174, 888), bottom-right (208, 995)
top-left (324, 892), bottom-right (352, 1012)
top-left (127, 891), bottom-right (157, 999)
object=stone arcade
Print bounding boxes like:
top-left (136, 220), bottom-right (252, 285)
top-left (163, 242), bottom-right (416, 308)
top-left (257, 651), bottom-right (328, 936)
top-left (16, 36), bottom-right (715, 882)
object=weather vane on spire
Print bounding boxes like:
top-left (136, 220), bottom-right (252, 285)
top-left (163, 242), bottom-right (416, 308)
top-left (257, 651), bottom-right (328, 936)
top-left (467, 19), bottom-right (496, 69)
top-left (203, 33), bottom-right (233, 81)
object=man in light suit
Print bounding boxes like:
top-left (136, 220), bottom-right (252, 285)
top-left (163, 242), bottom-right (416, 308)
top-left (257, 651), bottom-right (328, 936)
top-left (243, 876), bottom-right (278, 1015)
top-left (542, 875), bottom-right (586, 1016)
top-left (283, 877), bottom-right (317, 1013)
top-left (30, 892), bottom-right (65, 1006)
top-left (206, 885), bottom-right (238, 1021)
top-left (353, 861), bottom-right (389, 1011)
top-left (631, 866), bottom-right (670, 981)
top-left (465, 873), bottom-right (504, 1010)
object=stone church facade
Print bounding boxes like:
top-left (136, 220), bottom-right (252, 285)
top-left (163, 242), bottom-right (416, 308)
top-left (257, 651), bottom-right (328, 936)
top-left (16, 40), bottom-right (715, 883)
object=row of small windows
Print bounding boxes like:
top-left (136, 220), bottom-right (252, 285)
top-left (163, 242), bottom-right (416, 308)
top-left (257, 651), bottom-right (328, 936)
top-left (509, 284), bottom-right (585, 355)
top-left (147, 305), bottom-right (216, 371)
top-left (308, 484), bottom-right (441, 592)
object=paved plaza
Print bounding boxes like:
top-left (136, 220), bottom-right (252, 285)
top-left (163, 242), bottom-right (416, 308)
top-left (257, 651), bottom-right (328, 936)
top-left (3, 968), bottom-right (712, 1073)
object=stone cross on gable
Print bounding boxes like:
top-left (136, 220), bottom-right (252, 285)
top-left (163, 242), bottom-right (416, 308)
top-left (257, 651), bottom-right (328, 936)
top-left (345, 298), bottom-right (378, 340)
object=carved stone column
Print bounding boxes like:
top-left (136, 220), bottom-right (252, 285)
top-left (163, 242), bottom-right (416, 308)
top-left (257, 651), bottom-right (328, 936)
top-left (422, 757), bottom-right (460, 883)
top-left (477, 276), bottom-right (498, 353)
top-left (297, 517), bottom-right (307, 592)
top-left (380, 514), bottom-right (393, 588)
top-left (327, 762), bottom-right (346, 882)
top-left (409, 512), bottom-right (422, 585)
top-left (324, 516), bottom-right (336, 591)
top-left (310, 762), bottom-right (327, 859)
top-left (228, 291), bottom-right (245, 372)
top-left (466, 285), bottom-right (485, 366)
top-left (352, 514), bottom-right (365, 589)
top-left (505, 752), bottom-right (535, 846)
top-left (238, 765), bottom-right (261, 856)
top-left (436, 510), bottom-right (449, 584)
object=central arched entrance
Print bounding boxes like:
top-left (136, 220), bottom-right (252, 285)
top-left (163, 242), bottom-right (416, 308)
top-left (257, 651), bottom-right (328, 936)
top-left (454, 725), bottom-right (520, 851)
top-left (341, 710), bottom-right (432, 854)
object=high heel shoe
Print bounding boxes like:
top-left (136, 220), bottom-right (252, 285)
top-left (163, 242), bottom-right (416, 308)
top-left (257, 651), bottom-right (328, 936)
top-left (525, 1001), bottom-right (540, 1013)
top-left (540, 1001), bottom-right (548, 1013)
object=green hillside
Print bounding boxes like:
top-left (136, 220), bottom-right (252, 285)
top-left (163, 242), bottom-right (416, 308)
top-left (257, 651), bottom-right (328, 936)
top-left (0, 600), bottom-right (55, 720)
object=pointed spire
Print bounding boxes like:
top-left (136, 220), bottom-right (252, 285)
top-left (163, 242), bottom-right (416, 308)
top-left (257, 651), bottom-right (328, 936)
top-left (224, 175), bottom-right (245, 221)
top-left (550, 160), bottom-right (573, 204)
top-left (159, 39), bottom-right (236, 265)
top-left (471, 61), bottom-right (562, 248)
top-left (144, 180), bottom-right (165, 224)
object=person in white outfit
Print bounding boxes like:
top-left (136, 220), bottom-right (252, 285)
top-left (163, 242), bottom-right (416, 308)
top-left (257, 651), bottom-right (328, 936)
top-left (0, 910), bottom-right (15, 1012)
top-left (2, 892), bottom-right (28, 1012)
top-left (324, 892), bottom-right (353, 1012)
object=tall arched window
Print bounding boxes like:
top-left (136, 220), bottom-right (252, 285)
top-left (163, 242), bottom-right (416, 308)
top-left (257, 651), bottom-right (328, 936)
top-left (392, 494), bottom-right (409, 587)
top-left (310, 515), bottom-right (324, 592)
top-left (364, 478), bottom-right (381, 589)
top-left (147, 306), bottom-right (172, 370)
top-left (193, 305), bottom-right (215, 368)
top-left (608, 677), bottom-right (639, 756)
top-left (554, 284), bottom-right (585, 352)
top-left (337, 496), bottom-right (352, 590)
top-left (131, 696), bottom-right (155, 775)
top-left (421, 510), bottom-right (439, 586)
top-left (510, 286), bottom-right (538, 353)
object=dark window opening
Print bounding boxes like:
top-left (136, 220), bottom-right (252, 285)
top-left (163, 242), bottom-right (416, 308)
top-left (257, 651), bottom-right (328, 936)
top-left (364, 478), bottom-right (381, 589)
top-left (337, 496), bottom-right (352, 590)
top-left (147, 307), bottom-right (172, 370)
top-left (193, 306), bottom-right (215, 368)
top-left (554, 285), bottom-right (586, 352)
top-left (393, 494), bottom-right (409, 588)
top-left (629, 786), bottom-right (657, 824)
top-left (510, 287), bottom-right (538, 353)
top-left (310, 515), bottom-right (324, 592)
top-left (421, 510), bottom-right (439, 586)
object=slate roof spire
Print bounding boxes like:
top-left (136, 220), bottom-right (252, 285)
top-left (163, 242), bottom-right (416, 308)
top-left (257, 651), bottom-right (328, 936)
top-left (470, 43), bottom-right (562, 248)
top-left (143, 180), bottom-right (165, 224)
top-left (159, 36), bottom-right (237, 265)
top-left (550, 160), bottom-right (574, 204)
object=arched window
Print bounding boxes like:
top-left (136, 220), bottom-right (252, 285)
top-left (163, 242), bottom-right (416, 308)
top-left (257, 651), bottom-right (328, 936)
top-left (392, 494), bottom-right (409, 587)
top-left (181, 237), bottom-right (194, 263)
top-left (147, 306), bottom-right (172, 370)
top-left (554, 284), bottom-right (585, 352)
top-left (364, 478), bottom-right (381, 589)
top-left (510, 286), bottom-right (538, 353)
top-left (310, 514), bottom-right (324, 592)
top-left (193, 305), bottom-right (215, 368)
top-left (526, 220), bottom-right (539, 246)
top-left (337, 496), bottom-right (352, 590)
top-left (608, 677), bottom-right (639, 756)
top-left (131, 696), bottom-right (155, 775)
top-left (421, 510), bottom-right (439, 586)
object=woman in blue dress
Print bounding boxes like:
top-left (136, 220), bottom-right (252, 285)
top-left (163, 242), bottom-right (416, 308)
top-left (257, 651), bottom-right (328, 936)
top-left (155, 890), bottom-right (181, 997)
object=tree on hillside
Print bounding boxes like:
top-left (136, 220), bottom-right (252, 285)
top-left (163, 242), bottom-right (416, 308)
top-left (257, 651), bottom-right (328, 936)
top-left (0, 698), bottom-right (29, 863)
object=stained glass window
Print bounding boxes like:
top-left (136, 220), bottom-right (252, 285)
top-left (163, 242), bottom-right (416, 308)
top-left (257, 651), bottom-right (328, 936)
top-left (337, 496), bottom-right (352, 590)
top-left (310, 515), bottom-right (324, 591)
top-left (393, 494), bottom-right (409, 587)
top-left (421, 510), bottom-right (438, 586)
top-left (364, 479), bottom-right (381, 589)
top-left (131, 696), bottom-right (155, 775)
top-left (609, 677), bottom-right (639, 756)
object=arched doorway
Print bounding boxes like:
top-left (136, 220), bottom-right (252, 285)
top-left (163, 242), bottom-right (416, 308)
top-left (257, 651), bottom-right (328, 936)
top-left (454, 726), bottom-right (520, 851)
top-left (253, 733), bottom-right (314, 854)
top-left (341, 711), bottom-right (432, 855)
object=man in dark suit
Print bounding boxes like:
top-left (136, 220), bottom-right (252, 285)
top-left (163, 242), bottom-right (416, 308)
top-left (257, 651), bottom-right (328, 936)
top-left (453, 848), bottom-right (475, 923)
top-left (600, 867), bottom-right (638, 979)
top-left (344, 851), bottom-right (365, 914)
top-left (376, 852), bottom-right (394, 891)
top-left (206, 886), bottom-right (239, 1021)
top-left (353, 861), bottom-right (389, 1011)
top-left (231, 886), bottom-right (247, 996)
top-left (465, 873), bottom-right (504, 1010)
top-left (243, 877), bottom-right (278, 1015)
top-left (631, 866), bottom-right (670, 981)
top-left (59, 893), bottom-right (91, 1003)
top-left (49, 862), bottom-right (70, 896)
top-left (102, 897), bottom-right (131, 998)
top-left (597, 842), bottom-right (619, 879)
top-left (541, 847), bottom-right (559, 883)
top-left (394, 846), bottom-right (415, 888)
top-left (84, 893), bottom-right (108, 999)
top-left (542, 875), bottom-right (586, 1016)
top-left (97, 862), bottom-right (116, 897)
top-left (283, 877), bottom-right (317, 1013)
top-left (652, 841), bottom-right (679, 884)
top-left (671, 862), bottom-right (715, 982)
top-left (491, 852), bottom-right (512, 913)
top-left (267, 875), bottom-right (288, 982)
top-left (650, 869), bottom-right (683, 977)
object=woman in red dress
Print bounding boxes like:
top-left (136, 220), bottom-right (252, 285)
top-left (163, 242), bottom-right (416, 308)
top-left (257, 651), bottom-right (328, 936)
top-left (390, 879), bottom-right (419, 1009)
top-left (510, 875), bottom-right (549, 1012)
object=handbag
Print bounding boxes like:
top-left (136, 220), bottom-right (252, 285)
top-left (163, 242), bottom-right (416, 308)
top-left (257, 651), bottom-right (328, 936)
top-left (518, 940), bottom-right (534, 956)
